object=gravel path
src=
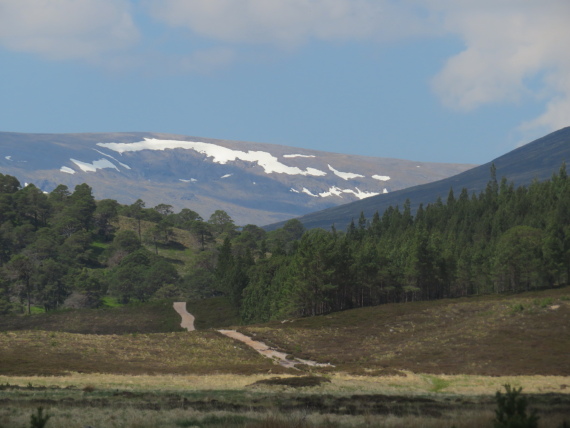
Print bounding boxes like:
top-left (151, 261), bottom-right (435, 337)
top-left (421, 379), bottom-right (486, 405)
top-left (172, 303), bottom-right (333, 368)
top-left (217, 329), bottom-right (334, 369)
top-left (173, 302), bottom-right (195, 331)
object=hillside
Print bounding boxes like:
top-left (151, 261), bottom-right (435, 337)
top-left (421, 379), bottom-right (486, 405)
top-left (240, 286), bottom-right (570, 376)
top-left (0, 131), bottom-right (474, 226)
top-left (267, 126), bottom-right (570, 230)
top-left (1, 286), bottom-right (568, 377)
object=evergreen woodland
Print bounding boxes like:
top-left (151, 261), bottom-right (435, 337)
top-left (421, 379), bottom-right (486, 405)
top-left (236, 163), bottom-right (570, 322)
top-left (1, 163), bottom-right (569, 323)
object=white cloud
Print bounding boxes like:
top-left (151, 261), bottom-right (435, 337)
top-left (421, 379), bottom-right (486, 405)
top-left (2, 0), bottom-right (568, 137)
top-left (0, 0), bottom-right (139, 60)
top-left (520, 73), bottom-right (570, 133)
top-left (145, 0), bottom-right (432, 47)
top-left (145, 0), bottom-right (570, 135)
top-left (428, 0), bottom-right (570, 133)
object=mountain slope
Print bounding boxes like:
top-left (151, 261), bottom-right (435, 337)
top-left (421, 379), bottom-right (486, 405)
top-left (0, 131), bottom-right (474, 225)
top-left (267, 127), bottom-right (570, 230)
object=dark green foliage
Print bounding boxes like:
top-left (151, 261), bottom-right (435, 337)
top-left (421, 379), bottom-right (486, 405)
top-left (30, 407), bottom-right (50, 428)
top-left (208, 209), bottom-right (237, 238)
top-left (93, 198), bottom-right (119, 240)
top-left (108, 248), bottom-right (181, 303)
top-left (250, 376), bottom-right (331, 388)
top-left (493, 385), bottom-right (539, 428)
top-left (2, 164), bottom-right (570, 322)
top-left (0, 277), bottom-right (11, 315)
top-left (0, 173), bottom-right (21, 194)
top-left (0, 175), bottom-right (193, 312)
top-left (237, 163), bottom-right (570, 322)
top-left (111, 230), bottom-right (141, 254)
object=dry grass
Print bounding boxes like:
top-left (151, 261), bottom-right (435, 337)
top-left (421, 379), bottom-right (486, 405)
top-left (0, 372), bottom-right (568, 395)
top-left (0, 374), bottom-right (569, 427)
top-left (240, 286), bottom-right (570, 376)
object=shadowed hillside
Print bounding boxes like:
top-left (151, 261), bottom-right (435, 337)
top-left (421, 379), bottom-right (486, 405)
top-left (267, 127), bottom-right (570, 230)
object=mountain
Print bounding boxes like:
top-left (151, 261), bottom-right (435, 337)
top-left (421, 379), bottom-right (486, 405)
top-left (267, 127), bottom-right (570, 231)
top-left (0, 131), bottom-right (474, 226)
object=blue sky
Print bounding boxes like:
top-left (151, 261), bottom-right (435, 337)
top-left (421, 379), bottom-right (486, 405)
top-left (1, 0), bottom-right (569, 164)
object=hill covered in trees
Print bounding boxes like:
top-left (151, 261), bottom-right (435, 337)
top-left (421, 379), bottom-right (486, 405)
top-left (233, 163), bottom-right (570, 323)
top-left (0, 172), bottom-right (247, 315)
top-left (1, 161), bottom-right (570, 325)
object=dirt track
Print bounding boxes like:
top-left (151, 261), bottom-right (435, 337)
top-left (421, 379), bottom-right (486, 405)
top-left (217, 329), bottom-right (333, 369)
top-left (173, 302), bottom-right (195, 331)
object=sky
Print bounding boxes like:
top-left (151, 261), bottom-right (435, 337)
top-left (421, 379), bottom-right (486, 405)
top-left (1, 0), bottom-right (569, 165)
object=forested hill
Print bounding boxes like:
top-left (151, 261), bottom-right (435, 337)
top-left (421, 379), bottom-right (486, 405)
top-left (266, 127), bottom-right (570, 231)
top-left (238, 164), bottom-right (570, 323)
top-left (1, 162), bottom-right (570, 325)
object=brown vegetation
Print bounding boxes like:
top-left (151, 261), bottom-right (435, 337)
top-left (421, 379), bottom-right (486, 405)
top-left (240, 286), bottom-right (570, 376)
top-left (0, 330), bottom-right (288, 376)
top-left (0, 300), bottom-right (183, 335)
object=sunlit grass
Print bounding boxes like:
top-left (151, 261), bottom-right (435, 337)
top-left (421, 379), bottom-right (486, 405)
top-left (101, 296), bottom-right (123, 308)
top-left (0, 373), bottom-right (568, 428)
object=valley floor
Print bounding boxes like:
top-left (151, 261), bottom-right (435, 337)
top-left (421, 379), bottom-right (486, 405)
top-left (1, 288), bottom-right (569, 426)
top-left (1, 372), bottom-right (569, 427)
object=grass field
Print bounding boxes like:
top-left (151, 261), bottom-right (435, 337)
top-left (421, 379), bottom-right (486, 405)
top-left (1, 287), bottom-right (569, 427)
top-left (0, 373), bottom-right (569, 427)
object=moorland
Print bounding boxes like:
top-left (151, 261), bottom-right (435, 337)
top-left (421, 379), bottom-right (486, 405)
top-left (0, 164), bottom-right (570, 427)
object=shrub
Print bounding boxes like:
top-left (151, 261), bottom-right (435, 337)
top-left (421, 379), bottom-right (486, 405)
top-left (30, 407), bottom-right (50, 428)
top-left (493, 384), bottom-right (539, 428)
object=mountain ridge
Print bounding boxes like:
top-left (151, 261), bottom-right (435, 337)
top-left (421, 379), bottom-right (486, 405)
top-left (266, 127), bottom-right (570, 231)
top-left (0, 131), bottom-right (474, 226)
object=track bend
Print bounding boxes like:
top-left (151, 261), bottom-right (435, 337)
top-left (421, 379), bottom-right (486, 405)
top-left (217, 329), bottom-right (334, 369)
top-left (172, 303), bottom-right (333, 368)
top-left (173, 302), bottom-right (195, 331)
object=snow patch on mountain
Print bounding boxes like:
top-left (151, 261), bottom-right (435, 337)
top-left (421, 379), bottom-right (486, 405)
top-left (319, 187), bottom-right (344, 198)
top-left (328, 164), bottom-right (365, 180)
top-left (283, 154), bottom-right (315, 158)
top-left (179, 178), bottom-right (198, 183)
top-left (319, 186), bottom-right (380, 199)
top-left (372, 175), bottom-right (391, 181)
top-left (71, 158), bottom-right (119, 173)
top-left (302, 188), bottom-right (319, 197)
top-left (97, 138), bottom-right (327, 177)
top-left (60, 166), bottom-right (75, 174)
top-left (5, 156), bottom-right (11, 161)
top-left (93, 149), bottom-right (131, 170)
top-left (221, 174), bottom-right (233, 179)
top-left (344, 188), bottom-right (380, 199)
top-left (291, 186), bottom-right (381, 200)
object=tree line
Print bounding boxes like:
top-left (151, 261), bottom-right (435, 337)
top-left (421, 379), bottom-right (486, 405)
top-left (225, 163), bottom-right (570, 323)
top-left (0, 174), bottom-right (245, 314)
top-left (1, 163), bottom-right (569, 323)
